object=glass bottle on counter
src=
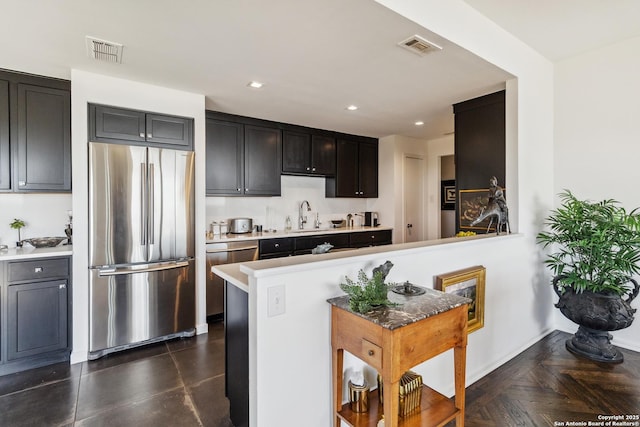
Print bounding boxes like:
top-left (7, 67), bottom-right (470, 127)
top-left (285, 215), bottom-right (292, 232)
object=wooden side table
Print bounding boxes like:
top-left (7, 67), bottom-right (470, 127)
top-left (329, 289), bottom-right (469, 427)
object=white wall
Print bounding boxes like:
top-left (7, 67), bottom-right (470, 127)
top-left (554, 35), bottom-right (640, 351)
top-left (70, 70), bottom-right (206, 364)
top-left (206, 175), bottom-right (369, 231)
top-left (373, 134), bottom-right (430, 244)
top-left (0, 193), bottom-right (71, 247)
top-left (426, 135), bottom-right (454, 239)
top-left (247, 235), bottom-right (554, 426)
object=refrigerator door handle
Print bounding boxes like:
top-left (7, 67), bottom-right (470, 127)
top-left (148, 162), bottom-right (155, 245)
top-left (98, 260), bottom-right (189, 277)
top-left (141, 162), bottom-right (147, 246)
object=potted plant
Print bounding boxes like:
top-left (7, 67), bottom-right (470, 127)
top-left (537, 190), bottom-right (640, 363)
top-left (10, 218), bottom-right (26, 248)
top-left (340, 261), bottom-right (398, 313)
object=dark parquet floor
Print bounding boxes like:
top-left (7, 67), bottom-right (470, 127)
top-left (449, 330), bottom-right (640, 427)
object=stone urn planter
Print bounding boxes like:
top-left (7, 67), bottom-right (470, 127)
top-left (537, 191), bottom-right (640, 363)
top-left (553, 276), bottom-right (639, 363)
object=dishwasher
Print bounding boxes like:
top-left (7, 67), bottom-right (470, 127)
top-left (206, 241), bottom-right (259, 318)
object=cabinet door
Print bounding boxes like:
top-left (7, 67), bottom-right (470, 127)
top-left (7, 280), bottom-right (68, 360)
top-left (16, 84), bottom-right (71, 191)
top-left (0, 79), bottom-right (9, 190)
top-left (335, 139), bottom-right (360, 197)
top-left (310, 135), bottom-right (335, 176)
top-left (282, 130), bottom-right (310, 174)
top-left (358, 141), bottom-right (378, 197)
top-left (93, 105), bottom-right (146, 143)
top-left (349, 230), bottom-right (392, 248)
top-left (244, 125), bottom-right (281, 196)
top-left (206, 119), bottom-right (244, 195)
top-left (146, 113), bottom-right (193, 148)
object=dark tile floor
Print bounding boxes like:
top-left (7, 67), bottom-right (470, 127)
top-left (0, 321), bottom-right (233, 427)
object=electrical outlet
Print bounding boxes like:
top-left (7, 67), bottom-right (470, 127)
top-left (267, 285), bottom-right (286, 317)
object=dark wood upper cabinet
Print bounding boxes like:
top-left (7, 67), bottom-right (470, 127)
top-left (93, 105), bottom-right (145, 143)
top-left (282, 131), bottom-right (335, 176)
top-left (358, 140), bottom-right (378, 197)
top-left (282, 130), bottom-right (311, 174)
top-left (206, 119), bottom-right (243, 196)
top-left (0, 79), bottom-right (9, 190)
top-left (244, 125), bottom-right (282, 196)
top-left (326, 137), bottom-right (378, 198)
top-left (0, 70), bottom-right (71, 193)
top-left (205, 114), bottom-right (281, 196)
top-left (90, 104), bottom-right (193, 149)
top-left (206, 110), bottom-right (375, 198)
top-left (146, 113), bottom-right (193, 147)
top-left (15, 84), bottom-right (71, 192)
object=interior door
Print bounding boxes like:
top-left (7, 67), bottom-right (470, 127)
top-left (403, 155), bottom-right (424, 243)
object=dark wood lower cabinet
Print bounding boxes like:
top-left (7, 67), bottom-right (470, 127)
top-left (7, 280), bottom-right (68, 360)
top-left (0, 256), bottom-right (71, 376)
top-left (225, 281), bottom-right (249, 427)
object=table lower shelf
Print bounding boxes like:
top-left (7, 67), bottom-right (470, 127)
top-left (337, 384), bottom-right (460, 427)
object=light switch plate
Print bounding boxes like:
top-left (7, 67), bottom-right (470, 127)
top-left (267, 285), bottom-right (286, 317)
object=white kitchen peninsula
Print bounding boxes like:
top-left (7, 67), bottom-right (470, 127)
top-left (212, 232), bottom-right (543, 427)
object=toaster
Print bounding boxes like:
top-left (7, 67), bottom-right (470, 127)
top-left (228, 217), bottom-right (253, 234)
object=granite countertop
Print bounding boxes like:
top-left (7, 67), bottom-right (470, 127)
top-left (207, 225), bottom-right (392, 243)
top-left (0, 245), bottom-right (73, 261)
top-left (327, 287), bottom-right (471, 330)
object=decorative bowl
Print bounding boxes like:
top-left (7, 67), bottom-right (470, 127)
top-left (21, 237), bottom-right (67, 248)
top-left (331, 219), bottom-right (345, 227)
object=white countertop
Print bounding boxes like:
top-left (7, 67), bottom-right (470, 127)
top-left (0, 245), bottom-right (73, 261)
top-left (206, 225), bottom-right (392, 243)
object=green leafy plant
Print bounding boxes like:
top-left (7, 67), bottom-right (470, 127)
top-left (536, 190), bottom-right (640, 295)
top-left (10, 218), bottom-right (26, 242)
top-left (340, 268), bottom-right (397, 313)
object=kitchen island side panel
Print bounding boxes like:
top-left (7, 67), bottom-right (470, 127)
top-left (225, 281), bottom-right (249, 427)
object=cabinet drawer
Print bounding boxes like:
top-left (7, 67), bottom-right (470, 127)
top-left (8, 258), bottom-right (69, 282)
top-left (259, 238), bottom-right (294, 256)
top-left (294, 233), bottom-right (350, 253)
top-left (361, 339), bottom-right (382, 370)
top-left (349, 230), bottom-right (392, 247)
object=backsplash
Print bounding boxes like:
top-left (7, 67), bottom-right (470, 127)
top-left (0, 194), bottom-right (72, 248)
top-left (206, 175), bottom-right (370, 232)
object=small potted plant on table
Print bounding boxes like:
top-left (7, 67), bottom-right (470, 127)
top-left (10, 218), bottom-right (26, 248)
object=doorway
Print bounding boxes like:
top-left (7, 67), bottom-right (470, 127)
top-left (403, 154), bottom-right (424, 243)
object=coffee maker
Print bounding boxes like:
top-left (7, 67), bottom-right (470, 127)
top-left (364, 212), bottom-right (379, 227)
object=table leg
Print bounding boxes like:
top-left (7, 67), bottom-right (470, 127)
top-left (333, 347), bottom-right (344, 427)
top-left (454, 345), bottom-right (466, 426)
top-left (382, 378), bottom-right (400, 427)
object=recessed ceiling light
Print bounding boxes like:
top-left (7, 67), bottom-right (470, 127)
top-left (414, 121), bottom-right (424, 126)
top-left (247, 81), bottom-right (263, 89)
top-left (346, 105), bottom-right (358, 111)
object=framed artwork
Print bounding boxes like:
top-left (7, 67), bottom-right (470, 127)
top-left (458, 188), bottom-right (506, 232)
top-left (441, 179), bottom-right (456, 210)
top-left (435, 266), bottom-right (485, 333)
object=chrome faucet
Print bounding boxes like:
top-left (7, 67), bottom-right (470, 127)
top-left (299, 200), bottom-right (311, 229)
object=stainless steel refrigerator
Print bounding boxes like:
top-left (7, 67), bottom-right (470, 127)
top-left (88, 141), bottom-right (195, 359)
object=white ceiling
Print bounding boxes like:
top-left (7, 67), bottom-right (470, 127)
top-left (463, 0), bottom-right (640, 61)
top-left (1, 1), bottom-right (637, 140)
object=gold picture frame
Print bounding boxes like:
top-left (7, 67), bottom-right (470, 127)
top-left (435, 266), bottom-right (485, 333)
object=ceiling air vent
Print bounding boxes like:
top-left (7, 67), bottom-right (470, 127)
top-left (86, 36), bottom-right (124, 63)
top-left (398, 35), bottom-right (442, 56)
